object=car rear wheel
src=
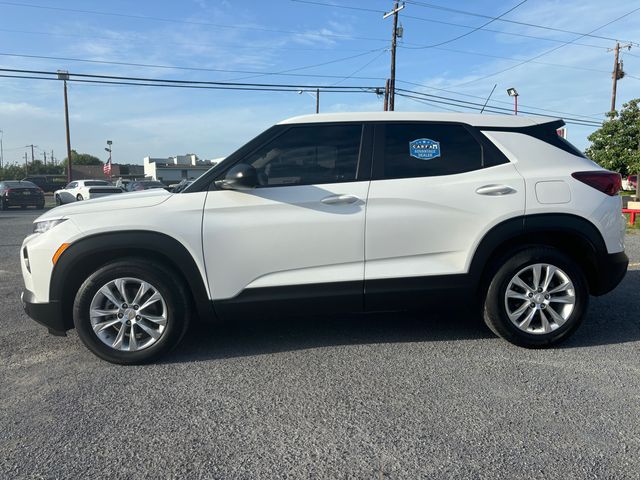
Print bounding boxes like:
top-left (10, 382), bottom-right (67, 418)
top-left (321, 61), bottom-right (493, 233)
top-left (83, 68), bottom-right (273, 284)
top-left (73, 259), bottom-right (191, 364)
top-left (483, 246), bottom-right (588, 348)
top-left (76, 194), bottom-right (84, 201)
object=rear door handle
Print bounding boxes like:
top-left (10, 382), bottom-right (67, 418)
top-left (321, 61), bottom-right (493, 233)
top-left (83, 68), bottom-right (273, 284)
top-left (320, 194), bottom-right (360, 205)
top-left (475, 184), bottom-right (517, 196)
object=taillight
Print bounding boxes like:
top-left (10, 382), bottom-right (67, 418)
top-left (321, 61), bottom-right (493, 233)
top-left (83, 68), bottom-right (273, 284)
top-left (571, 171), bottom-right (621, 196)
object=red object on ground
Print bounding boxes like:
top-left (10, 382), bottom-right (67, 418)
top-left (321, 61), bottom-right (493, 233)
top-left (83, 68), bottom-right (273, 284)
top-left (622, 208), bottom-right (640, 225)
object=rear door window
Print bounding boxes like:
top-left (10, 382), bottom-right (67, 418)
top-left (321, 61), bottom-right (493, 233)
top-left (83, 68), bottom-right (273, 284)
top-left (376, 123), bottom-right (483, 179)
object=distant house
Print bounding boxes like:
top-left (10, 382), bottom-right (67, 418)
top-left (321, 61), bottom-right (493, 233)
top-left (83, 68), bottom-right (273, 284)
top-left (143, 154), bottom-right (218, 184)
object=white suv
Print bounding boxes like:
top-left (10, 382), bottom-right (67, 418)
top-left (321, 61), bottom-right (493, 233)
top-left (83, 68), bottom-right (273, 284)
top-left (20, 112), bottom-right (628, 363)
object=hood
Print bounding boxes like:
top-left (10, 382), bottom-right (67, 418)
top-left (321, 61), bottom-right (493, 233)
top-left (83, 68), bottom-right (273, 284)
top-left (37, 188), bottom-right (172, 221)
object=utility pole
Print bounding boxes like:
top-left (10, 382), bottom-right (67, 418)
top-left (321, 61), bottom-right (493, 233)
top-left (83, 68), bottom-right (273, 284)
top-left (51, 150), bottom-right (55, 165)
top-left (28, 144), bottom-right (35, 163)
top-left (58, 70), bottom-right (73, 182)
top-left (43, 151), bottom-right (47, 165)
top-left (316, 88), bottom-right (320, 114)
top-left (383, 79), bottom-right (390, 111)
top-left (383, 1), bottom-right (404, 111)
top-left (24, 152), bottom-right (28, 174)
top-left (609, 42), bottom-right (632, 113)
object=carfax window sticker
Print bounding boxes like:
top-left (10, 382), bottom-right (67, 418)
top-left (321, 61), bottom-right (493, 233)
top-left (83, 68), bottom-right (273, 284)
top-left (409, 138), bottom-right (441, 160)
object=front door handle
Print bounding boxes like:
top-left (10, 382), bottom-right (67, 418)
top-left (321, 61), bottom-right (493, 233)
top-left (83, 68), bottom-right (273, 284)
top-left (320, 194), bottom-right (360, 205)
top-left (475, 184), bottom-right (517, 196)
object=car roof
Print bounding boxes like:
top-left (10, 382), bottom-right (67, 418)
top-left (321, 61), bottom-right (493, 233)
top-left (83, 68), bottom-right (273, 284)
top-left (277, 111), bottom-right (559, 128)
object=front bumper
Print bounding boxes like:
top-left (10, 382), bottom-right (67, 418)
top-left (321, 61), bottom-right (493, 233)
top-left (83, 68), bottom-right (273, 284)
top-left (21, 290), bottom-right (66, 336)
top-left (592, 251), bottom-right (629, 296)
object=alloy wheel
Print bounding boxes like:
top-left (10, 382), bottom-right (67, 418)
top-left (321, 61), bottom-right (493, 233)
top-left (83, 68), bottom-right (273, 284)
top-left (504, 263), bottom-right (576, 334)
top-left (89, 277), bottom-right (168, 351)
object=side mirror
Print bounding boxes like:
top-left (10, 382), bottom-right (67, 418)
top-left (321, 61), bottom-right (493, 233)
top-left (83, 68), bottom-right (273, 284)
top-left (215, 164), bottom-right (258, 190)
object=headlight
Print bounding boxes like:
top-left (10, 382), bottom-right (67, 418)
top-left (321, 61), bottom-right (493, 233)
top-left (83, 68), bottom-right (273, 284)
top-left (33, 218), bottom-right (67, 234)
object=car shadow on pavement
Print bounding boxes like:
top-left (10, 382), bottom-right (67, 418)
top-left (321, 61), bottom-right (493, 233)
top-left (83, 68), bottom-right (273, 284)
top-left (559, 269), bottom-right (640, 349)
top-left (164, 270), bottom-right (640, 363)
top-left (165, 306), bottom-right (492, 364)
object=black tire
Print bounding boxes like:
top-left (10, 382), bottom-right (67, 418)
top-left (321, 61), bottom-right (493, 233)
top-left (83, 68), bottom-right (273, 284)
top-left (55, 194), bottom-right (62, 206)
top-left (76, 194), bottom-right (84, 201)
top-left (483, 246), bottom-right (588, 348)
top-left (73, 259), bottom-right (191, 364)
top-left (0, 199), bottom-right (7, 210)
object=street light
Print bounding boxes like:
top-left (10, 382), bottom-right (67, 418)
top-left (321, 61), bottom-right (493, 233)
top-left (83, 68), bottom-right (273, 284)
top-left (297, 89), bottom-right (320, 114)
top-left (507, 87), bottom-right (519, 115)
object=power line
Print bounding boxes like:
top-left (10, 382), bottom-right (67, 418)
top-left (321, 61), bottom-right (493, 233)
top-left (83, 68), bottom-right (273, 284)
top-left (0, 44), bottom-right (616, 82)
top-left (403, 0), bottom-right (639, 45)
top-left (0, 27), bottom-right (374, 54)
top-left (291, 0), bottom-right (610, 50)
top-left (0, 52), bottom-right (385, 81)
top-left (331, 50), bottom-right (388, 86)
top-left (400, 45), bottom-right (612, 75)
top-left (402, 0), bottom-right (530, 49)
top-left (0, 1), bottom-right (389, 43)
top-left (395, 87), bottom-right (604, 125)
top-left (395, 90), bottom-right (603, 127)
top-left (0, 67), bottom-right (604, 127)
top-left (226, 48), bottom-right (386, 82)
top-left (453, 6), bottom-right (640, 87)
top-left (396, 79), bottom-right (605, 121)
top-left (0, 74), bottom-right (380, 94)
top-left (0, 68), bottom-right (381, 90)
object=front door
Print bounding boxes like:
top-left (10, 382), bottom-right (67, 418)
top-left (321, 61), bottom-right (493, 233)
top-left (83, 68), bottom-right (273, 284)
top-left (202, 123), bottom-right (371, 316)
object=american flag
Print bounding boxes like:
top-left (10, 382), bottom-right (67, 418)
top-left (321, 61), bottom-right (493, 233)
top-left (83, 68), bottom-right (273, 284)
top-left (103, 158), bottom-right (112, 176)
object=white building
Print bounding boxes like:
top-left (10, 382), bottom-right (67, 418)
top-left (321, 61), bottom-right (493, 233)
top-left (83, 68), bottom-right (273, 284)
top-left (143, 154), bottom-right (219, 184)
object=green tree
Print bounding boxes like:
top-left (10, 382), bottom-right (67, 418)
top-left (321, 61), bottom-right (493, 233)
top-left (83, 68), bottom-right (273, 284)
top-left (60, 150), bottom-right (103, 167)
top-left (585, 99), bottom-right (640, 197)
top-left (25, 160), bottom-right (64, 175)
top-left (0, 163), bottom-right (26, 181)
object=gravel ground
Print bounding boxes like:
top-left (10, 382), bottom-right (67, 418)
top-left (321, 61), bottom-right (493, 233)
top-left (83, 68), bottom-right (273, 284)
top-left (1, 209), bottom-right (639, 479)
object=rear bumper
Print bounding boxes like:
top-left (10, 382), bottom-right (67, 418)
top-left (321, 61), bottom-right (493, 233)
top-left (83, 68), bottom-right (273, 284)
top-left (21, 290), bottom-right (66, 336)
top-left (592, 251), bottom-right (628, 296)
top-left (5, 196), bottom-right (43, 206)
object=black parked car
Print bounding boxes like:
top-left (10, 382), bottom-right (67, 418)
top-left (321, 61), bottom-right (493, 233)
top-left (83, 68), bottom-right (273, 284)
top-left (22, 175), bottom-right (67, 193)
top-left (0, 180), bottom-right (45, 210)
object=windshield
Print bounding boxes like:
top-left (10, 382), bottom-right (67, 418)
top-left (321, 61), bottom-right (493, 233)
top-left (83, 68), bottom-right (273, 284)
top-left (3, 181), bottom-right (38, 188)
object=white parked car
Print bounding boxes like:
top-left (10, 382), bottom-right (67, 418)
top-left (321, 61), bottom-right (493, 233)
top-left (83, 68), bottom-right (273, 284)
top-left (54, 179), bottom-right (124, 205)
top-left (21, 112), bottom-right (628, 364)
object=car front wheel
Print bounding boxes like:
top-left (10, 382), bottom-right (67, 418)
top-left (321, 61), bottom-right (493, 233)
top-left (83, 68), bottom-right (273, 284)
top-left (73, 259), bottom-right (191, 364)
top-left (483, 247), bottom-right (588, 348)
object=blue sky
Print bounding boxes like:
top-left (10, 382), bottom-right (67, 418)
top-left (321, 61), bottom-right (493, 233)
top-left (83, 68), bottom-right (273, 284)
top-left (0, 0), bottom-right (639, 165)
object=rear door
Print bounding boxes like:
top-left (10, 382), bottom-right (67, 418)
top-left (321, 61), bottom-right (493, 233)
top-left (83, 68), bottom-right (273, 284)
top-left (202, 123), bottom-right (372, 315)
top-left (364, 122), bottom-right (525, 309)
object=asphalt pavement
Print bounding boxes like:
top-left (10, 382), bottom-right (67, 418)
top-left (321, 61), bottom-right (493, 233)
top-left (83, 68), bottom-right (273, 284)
top-left (1, 208), bottom-right (639, 479)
